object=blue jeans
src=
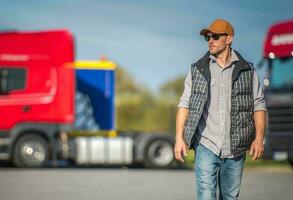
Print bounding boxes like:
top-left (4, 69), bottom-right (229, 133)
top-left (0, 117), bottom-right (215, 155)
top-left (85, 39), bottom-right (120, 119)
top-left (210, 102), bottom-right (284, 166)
top-left (194, 144), bottom-right (246, 200)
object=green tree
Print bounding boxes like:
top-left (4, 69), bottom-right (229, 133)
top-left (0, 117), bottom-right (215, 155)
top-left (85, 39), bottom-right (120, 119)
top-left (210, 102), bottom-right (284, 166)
top-left (157, 76), bottom-right (185, 134)
top-left (160, 76), bottom-right (185, 100)
top-left (115, 65), bottom-right (185, 134)
top-left (116, 66), bottom-right (157, 132)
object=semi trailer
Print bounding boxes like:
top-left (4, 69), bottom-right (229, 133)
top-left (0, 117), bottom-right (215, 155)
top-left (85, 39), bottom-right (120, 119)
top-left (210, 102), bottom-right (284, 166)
top-left (0, 29), bottom-right (176, 168)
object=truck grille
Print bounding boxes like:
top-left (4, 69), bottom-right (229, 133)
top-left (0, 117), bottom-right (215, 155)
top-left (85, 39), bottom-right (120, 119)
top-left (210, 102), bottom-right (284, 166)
top-left (267, 106), bottom-right (293, 150)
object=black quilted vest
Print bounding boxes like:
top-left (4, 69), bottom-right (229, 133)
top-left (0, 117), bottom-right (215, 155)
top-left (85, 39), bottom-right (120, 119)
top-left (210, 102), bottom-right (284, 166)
top-left (184, 51), bottom-right (255, 154)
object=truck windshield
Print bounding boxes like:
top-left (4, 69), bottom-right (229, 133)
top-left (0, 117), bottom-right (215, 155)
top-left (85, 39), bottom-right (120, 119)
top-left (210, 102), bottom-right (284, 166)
top-left (270, 57), bottom-right (293, 89)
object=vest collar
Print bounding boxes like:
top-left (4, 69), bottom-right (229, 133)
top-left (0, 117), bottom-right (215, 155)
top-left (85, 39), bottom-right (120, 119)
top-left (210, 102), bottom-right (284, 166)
top-left (232, 51), bottom-right (252, 84)
top-left (195, 51), bottom-right (211, 82)
top-left (194, 50), bottom-right (252, 84)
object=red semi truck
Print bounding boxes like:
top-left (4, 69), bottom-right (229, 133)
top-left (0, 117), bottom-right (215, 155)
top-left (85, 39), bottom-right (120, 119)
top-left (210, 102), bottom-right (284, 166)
top-left (260, 20), bottom-right (293, 166)
top-left (0, 30), bottom-right (176, 168)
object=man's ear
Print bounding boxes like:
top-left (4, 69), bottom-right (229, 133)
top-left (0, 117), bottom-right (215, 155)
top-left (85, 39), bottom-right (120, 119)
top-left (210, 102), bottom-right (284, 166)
top-left (226, 35), bottom-right (233, 45)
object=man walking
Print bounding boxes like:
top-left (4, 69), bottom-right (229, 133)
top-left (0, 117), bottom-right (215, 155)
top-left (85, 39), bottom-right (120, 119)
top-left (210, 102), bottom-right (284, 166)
top-left (174, 19), bottom-right (266, 200)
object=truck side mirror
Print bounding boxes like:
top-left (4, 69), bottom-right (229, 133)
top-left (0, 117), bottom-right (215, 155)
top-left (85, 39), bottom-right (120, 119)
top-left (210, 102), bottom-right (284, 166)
top-left (257, 58), bottom-right (265, 69)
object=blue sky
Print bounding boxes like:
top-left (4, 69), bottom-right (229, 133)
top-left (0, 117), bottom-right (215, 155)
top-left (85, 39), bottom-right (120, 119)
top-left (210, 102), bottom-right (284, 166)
top-left (1, 0), bottom-right (292, 93)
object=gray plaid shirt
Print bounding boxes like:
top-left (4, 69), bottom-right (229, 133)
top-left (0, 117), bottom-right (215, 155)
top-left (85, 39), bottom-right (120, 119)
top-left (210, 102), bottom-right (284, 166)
top-left (178, 50), bottom-right (266, 158)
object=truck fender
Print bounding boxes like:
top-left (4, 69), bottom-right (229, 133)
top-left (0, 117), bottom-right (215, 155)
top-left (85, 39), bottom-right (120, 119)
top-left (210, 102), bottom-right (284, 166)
top-left (9, 123), bottom-right (69, 161)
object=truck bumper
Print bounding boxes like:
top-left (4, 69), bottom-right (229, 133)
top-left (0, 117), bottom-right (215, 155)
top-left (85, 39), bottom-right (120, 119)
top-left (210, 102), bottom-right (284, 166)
top-left (263, 129), bottom-right (293, 161)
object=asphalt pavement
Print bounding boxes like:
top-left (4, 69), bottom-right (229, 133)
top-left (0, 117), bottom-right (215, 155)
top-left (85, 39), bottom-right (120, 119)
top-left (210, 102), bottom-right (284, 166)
top-left (0, 167), bottom-right (292, 200)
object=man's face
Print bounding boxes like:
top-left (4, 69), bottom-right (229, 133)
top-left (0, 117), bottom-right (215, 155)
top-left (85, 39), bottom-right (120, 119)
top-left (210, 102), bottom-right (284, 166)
top-left (205, 32), bottom-right (233, 55)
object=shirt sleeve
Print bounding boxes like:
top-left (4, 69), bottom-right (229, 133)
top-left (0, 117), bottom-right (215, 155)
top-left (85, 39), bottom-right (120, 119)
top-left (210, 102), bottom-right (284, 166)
top-left (253, 70), bottom-right (267, 112)
top-left (177, 69), bottom-right (191, 108)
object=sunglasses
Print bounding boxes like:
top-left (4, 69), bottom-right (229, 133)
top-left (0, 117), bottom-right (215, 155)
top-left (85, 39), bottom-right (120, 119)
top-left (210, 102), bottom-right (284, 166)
top-left (204, 33), bottom-right (228, 41)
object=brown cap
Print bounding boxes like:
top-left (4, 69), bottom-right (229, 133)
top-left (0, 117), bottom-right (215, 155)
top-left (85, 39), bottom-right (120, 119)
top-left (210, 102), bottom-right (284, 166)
top-left (200, 19), bottom-right (234, 36)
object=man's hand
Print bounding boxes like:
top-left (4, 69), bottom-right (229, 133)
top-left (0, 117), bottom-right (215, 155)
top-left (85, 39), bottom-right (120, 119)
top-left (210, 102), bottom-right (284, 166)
top-left (250, 111), bottom-right (266, 161)
top-left (249, 138), bottom-right (264, 161)
top-left (174, 139), bottom-right (188, 163)
top-left (174, 107), bottom-right (189, 163)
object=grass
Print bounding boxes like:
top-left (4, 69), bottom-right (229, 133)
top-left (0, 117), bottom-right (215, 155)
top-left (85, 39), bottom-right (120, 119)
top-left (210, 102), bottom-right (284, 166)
top-left (244, 155), bottom-right (289, 168)
top-left (182, 150), bottom-right (290, 169)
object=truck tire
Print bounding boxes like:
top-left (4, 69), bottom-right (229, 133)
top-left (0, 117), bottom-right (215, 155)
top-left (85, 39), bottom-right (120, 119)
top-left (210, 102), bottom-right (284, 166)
top-left (143, 138), bottom-right (175, 168)
top-left (13, 134), bottom-right (49, 168)
top-left (288, 159), bottom-right (293, 167)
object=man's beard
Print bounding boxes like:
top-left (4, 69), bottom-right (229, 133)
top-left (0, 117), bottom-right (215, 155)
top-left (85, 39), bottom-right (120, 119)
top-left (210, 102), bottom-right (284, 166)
top-left (209, 46), bottom-right (227, 57)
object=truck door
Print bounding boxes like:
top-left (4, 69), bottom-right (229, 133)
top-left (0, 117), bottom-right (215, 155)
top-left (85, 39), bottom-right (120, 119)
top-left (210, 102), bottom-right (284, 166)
top-left (0, 58), bottom-right (57, 130)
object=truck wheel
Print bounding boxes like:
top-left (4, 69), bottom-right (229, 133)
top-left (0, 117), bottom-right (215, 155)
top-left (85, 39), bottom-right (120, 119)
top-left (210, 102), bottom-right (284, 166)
top-left (288, 159), bottom-right (293, 167)
top-left (144, 138), bottom-right (175, 168)
top-left (13, 134), bottom-right (49, 168)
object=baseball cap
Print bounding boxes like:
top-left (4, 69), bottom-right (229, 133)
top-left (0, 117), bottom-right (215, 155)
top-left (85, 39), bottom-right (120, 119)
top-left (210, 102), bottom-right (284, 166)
top-left (200, 19), bottom-right (234, 36)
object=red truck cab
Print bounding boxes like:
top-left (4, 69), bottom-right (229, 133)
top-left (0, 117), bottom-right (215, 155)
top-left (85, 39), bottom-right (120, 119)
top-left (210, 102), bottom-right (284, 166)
top-left (0, 30), bottom-right (75, 167)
